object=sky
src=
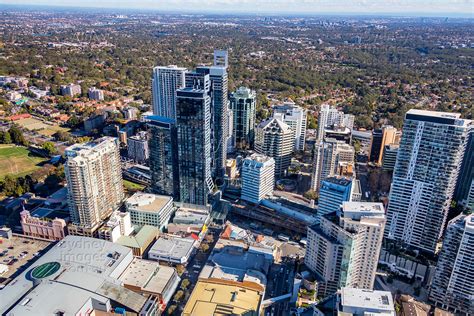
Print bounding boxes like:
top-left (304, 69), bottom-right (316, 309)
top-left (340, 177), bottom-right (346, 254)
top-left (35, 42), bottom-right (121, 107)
top-left (0, 0), bottom-right (473, 16)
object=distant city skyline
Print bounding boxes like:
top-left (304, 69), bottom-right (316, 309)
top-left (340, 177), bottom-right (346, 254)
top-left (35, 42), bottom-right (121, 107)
top-left (1, 0), bottom-right (473, 17)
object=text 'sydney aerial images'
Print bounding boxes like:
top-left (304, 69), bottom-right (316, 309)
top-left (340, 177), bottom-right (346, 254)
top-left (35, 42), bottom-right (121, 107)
top-left (0, 0), bottom-right (472, 315)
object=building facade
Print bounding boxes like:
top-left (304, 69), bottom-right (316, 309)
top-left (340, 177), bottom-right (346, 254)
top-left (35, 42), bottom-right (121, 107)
top-left (60, 83), bottom-right (81, 97)
top-left (311, 138), bottom-right (355, 192)
top-left (127, 131), bottom-right (149, 163)
top-left (273, 102), bottom-right (307, 151)
top-left (151, 65), bottom-right (187, 119)
top-left (429, 214), bottom-right (474, 315)
top-left (241, 154), bottom-right (275, 204)
top-left (65, 137), bottom-right (124, 230)
top-left (88, 87), bottom-right (104, 101)
top-left (305, 202), bottom-right (386, 298)
top-left (369, 125), bottom-right (398, 165)
top-left (385, 110), bottom-right (472, 254)
top-left (176, 72), bottom-right (214, 205)
top-left (255, 117), bottom-right (294, 177)
top-left (229, 86), bottom-right (256, 149)
top-left (317, 177), bottom-right (353, 223)
top-left (317, 104), bottom-right (354, 141)
top-left (148, 115), bottom-right (180, 199)
top-left (126, 192), bottom-right (174, 230)
top-left (20, 210), bottom-right (67, 241)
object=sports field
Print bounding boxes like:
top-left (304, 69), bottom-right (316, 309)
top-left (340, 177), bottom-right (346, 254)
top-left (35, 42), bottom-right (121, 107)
top-left (0, 145), bottom-right (47, 179)
top-left (15, 117), bottom-right (69, 137)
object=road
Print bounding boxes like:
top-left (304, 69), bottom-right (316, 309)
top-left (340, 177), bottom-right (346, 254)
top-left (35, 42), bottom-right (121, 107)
top-left (264, 258), bottom-right (296, 316)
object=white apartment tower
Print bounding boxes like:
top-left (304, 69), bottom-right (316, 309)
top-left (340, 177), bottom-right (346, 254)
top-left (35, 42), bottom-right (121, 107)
top-left (241, 154), bottom-right (275, 204)
top-left (305, 202), bottom-right (386, 298)
top-left (151, 65), bottom-right (187, 119)
top-left (65, 137), bottom-right (124, 230)
top-left (318, 104), bottom-right (354, 140)
top-left (273, 102), bottom-right (307, 151)
top-left (255, 117), bottom-right (294, 177)
top-left (385, 109), bottom-right (472, 254)
top-left (429, 214), bottom-right (474, 315)
top-left (311, 138), bottom-right (355, 191)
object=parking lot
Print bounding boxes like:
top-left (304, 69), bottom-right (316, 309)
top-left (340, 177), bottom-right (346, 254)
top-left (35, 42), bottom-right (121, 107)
top-left (0, 236), bottom-right (51, 285)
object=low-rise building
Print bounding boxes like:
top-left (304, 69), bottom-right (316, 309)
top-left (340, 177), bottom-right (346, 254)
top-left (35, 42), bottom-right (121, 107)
top-left (183, 278), bottom-right (264, 316)
top-left (116, 225), bottom-right (159, 257)
top-left (88, 87), bottom-right (104, 101)
top-left (148, 235), bottom-right (196, 265)
top-left (119, 258), bottom-right (180, 307)
top-left (97, 211), bottom-right (133, 243)
top-left (338, 287), bottom-right (395, 316)
top-left (126, 192), bottom-right (174, 230)
top-left (20, 210), bottom-right (67, 241)
top-left (60, 83), bottom-right (82, 97)
top-left (127, 131), bottom-right (149, 163)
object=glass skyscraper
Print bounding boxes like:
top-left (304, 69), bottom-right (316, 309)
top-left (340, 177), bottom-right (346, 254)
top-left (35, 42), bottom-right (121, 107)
top-left (175, 71), bottom-right (214, 205)
top-left (229, 86), bottom-right (256, 149)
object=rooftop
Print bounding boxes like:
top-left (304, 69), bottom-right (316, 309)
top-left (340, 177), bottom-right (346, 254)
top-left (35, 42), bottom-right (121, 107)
top-left (322, 176), bottom-right (352, 187)
top-left (116, 225), bottom-right (158, 249)
top-left (149, 235), bottom-right (195, 260)
top-left (182, 278), bottom-right (263, 316)
top-left (126, 192), bottom-right (173, 213)
top-left (119, 258), bottom-right (177, 295)
top-left (341, 287), bottom-right (395, 313)
top-left (342, 202), bottom-right (385, 216)
top-left (0, 236), bottom-right (147, 315)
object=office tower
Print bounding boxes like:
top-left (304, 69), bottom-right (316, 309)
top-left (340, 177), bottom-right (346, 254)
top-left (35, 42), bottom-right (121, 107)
top-left (369, 125), bottom-right (398, 165)
top-left (324, 126), bottom-right (352, 144)
top-left (273, 102), bottom-right (307, 151)
top-left (429, 214), bottom-right (474, 315)
top-left (385, 110), bottom-right (472, 254)
top-left (317, 176), bottom-right (353, 223)
top-left (454, 131), bottom-right (473, 208)
top-left (176, 71), bottom-right (214, 205)
top-left (148, 115), bottom-right (179, 199)
top-left (65, 137), bottom-right (124, 230)
top-left (151, 65), bottom-right (187, 119)
top-left (88, 87), bottom-right (104, 101)
top-left (229, 86), bottom-right (257, 149)
top-left (311, 138), bottom-right (355, 191)
top-left (305, 202), bottom-right (386, 298)
top-left (382, 144), bottom-right (399, 171)
top-left (127, 131), bottom-right (149, 163)
top-left (241, 153), bottom-right (275, 204)
top-left (255, 117), bottom-right (294, 177)
top-left (60, 83), bottom-right (82, 97)
top-left (318, 104), bottom-right (354, 140)
top-left (195, 50), bottom-right (229, 179)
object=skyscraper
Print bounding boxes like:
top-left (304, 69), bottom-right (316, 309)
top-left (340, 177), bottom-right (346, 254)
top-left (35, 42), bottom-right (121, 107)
top-left (175, 71), bottom-right (214, 205)
top-left (305, 202), bottom-right (386, 298)
top-left (229, 86), bottom-right (257, 149)
top-left (127, 131), bottom-right (149, 163)
top-left (273, 102), bottom-right (307, 151)
top-left (454, 131), bottom-right (473, 209)
top-left (369, 125), bottom-right (398, 165)
top-left (255, 117), bottom-right (294, 177)
top-left (241, 154), bottom-right (275, 204)
top-left (385, 109), bottom-right (472, 254)
top-left (151, 65), bottom-right (187, 119)
top-left (429, 214), bottom-right (474, 315)
top-left (318, 104), bottom-right (354, 141)
top-left (195, 51), bottom-right (229, 180)
top-left (311, 138), bottom-right (355, 192)
top-left (148, 115), bottom-right (179, 199)
top-left (65, 137), bottom-right (124, 230)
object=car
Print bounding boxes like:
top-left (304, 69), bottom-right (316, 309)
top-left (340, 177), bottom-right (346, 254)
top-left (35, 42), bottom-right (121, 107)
top-left (8, 247), bottom-right (14, 250)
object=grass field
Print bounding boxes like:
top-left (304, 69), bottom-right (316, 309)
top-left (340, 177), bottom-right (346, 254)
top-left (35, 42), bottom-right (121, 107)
top-left (123, 179), bottom-right (146, 192)
top-left (15, 117), bottom-right (70, 137)
top-left (0, 145), bottom-right (47, 179)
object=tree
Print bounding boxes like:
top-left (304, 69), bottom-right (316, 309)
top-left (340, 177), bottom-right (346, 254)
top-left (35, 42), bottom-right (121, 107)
top-left (176, 264), bottom-right (185, 276)
top-left (9, 126), bottom-right (27, 146)
top-left (167, 305), bottom-right (177, 315)
top-left (42, 141), bottom-right (57, 156)
top-left (200, 243), bottom-right (209, 253)
top-left (0, 131), bottom-right (12, 144)
top-left (303, 189), bottom-right (318, 201)
top-left (181, 278), bottom-right (190, 290)
top-left (173, 290), bottom-right (184, 302)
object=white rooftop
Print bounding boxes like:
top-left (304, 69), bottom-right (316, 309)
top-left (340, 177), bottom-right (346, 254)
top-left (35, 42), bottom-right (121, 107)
top-left (407, 109), bottom-right (461, 119)
top-left (341, 287), bottom-right (395, 315)
top-left (126, 192), bottom-right (172, 213)
top-left (342, 202), bottom-right (385, 220)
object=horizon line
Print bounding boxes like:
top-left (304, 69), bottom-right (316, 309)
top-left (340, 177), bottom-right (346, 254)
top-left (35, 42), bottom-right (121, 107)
top-left (0, 3), bottom-right (473, 19)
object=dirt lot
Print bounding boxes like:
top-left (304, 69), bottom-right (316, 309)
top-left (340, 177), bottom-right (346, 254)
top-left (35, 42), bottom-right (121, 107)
top-left (0, 235), bottom-right (51, 285)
